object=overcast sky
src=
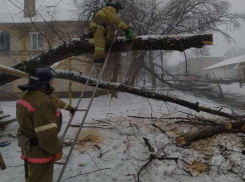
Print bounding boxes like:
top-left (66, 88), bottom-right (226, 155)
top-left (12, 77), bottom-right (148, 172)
top-left (168, 0), bottom-right (245, 66)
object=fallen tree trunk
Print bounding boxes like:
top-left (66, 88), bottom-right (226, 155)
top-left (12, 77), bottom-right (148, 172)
top-left (176, 125), bottom-right (245, 146)
top-left (176, 120), bottom-right (245, 146)
top-left (0, 34), bottom-right (213, 87)
top-left (0, 65), bottom-right (242, 119)
top-left (56, 70), bottom-right (242, 119)
top-left (226, 120), bottom-right (245, 130)
top-left (176, 125), bottom-right (226, 146)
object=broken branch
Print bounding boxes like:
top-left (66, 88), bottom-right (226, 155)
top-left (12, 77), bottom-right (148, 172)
top-left (143, 137), bottom-right (154, 152)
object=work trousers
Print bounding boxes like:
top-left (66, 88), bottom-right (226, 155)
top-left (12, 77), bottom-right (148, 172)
top-left (92, 27), bottom-right (115, 60)
top-left (28, 161), bottom-right (54, 182)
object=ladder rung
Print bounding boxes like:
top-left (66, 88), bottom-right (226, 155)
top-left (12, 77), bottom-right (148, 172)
top-left (77, 109), bottom-right (87, 112)
top-left (55, 162), bottom-right (65, 165)
top-left (88, 83), bottom-right (97, 85)
top-left (69, 124), bottom-right (79, 127)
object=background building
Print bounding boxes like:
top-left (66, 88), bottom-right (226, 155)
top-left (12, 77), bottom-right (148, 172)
top-left (175, 56), bottom-right (225, 76)
top-left (0, 0), bottom-right (107, 100)
top-left (202, 55), bottom-right (245, 79)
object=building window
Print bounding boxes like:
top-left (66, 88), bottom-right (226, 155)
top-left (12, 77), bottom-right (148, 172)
top-left (0, 33), bottom-right (10, 51)
top-left (30, 32), bottom-right (43, 50)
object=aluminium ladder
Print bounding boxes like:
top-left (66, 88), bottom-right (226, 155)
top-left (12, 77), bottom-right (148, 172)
top-left (57, 36), bottom-right (116, 182)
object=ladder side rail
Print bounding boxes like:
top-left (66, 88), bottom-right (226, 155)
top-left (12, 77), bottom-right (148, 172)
top-left (57, 40), bottom-right (115, 182)
top-left (61, 64), bottom-right (96, 141)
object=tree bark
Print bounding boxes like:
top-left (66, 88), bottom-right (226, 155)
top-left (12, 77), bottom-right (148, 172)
top-left (125, 51), bottom-right (138, 85)
top-left (109, 53), bottom-right (121, 98)
top-left (160, 50), bottom-right (164, 80)
top-left (129, 52), bottom-right (146, 86)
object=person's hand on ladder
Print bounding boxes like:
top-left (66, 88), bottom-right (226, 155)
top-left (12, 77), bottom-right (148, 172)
top-left (70, 107), bottom-right (77, 115)
top-left (54, 151), bottom-right (63, 162)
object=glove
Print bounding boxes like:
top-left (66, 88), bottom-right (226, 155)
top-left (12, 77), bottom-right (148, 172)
top-left (70, 107), bottom-right (77, 115)
top-left (125, 27), bottom-right (133, 34)
top-left (54, 150), bottom-right (63, 162)
top-left (124, 27), bottom-right (134, 40)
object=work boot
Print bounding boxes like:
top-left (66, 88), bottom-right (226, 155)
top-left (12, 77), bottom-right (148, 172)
top-left (94, 58), bottom-right (105, 64)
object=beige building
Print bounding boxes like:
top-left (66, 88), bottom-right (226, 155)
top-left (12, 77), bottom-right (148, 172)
top-left (175, 56), bottom-right (225, 76)
top-left (202, 55), bottom-right (245, 79)
top-left (0, 0), bottom-right (106, 100)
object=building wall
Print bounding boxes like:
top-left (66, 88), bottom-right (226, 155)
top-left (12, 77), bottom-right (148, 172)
top-left (0, 21), bottom-right (100, 94)
top-left (53, 59), bottom-right (95, 92)
top-left (176, 57), bottom-right (225, 75)
top-left (202, 64), bottom-right (238, 79)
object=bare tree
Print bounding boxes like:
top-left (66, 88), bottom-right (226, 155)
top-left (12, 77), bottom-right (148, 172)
top-left (120, 0), bottom-right (245, 86)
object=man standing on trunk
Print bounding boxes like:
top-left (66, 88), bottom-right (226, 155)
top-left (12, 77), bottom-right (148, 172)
top-left (90, 1), bottom-right (133, 63)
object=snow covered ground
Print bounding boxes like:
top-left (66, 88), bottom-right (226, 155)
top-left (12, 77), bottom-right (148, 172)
top-left (0, 87), bottom-right (245, 182)
top-left (221, 83), bottom-right (245, 97)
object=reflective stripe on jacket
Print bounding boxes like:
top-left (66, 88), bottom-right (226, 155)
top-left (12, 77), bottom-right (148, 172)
top-left (21, 154), bottom-right (54, 164)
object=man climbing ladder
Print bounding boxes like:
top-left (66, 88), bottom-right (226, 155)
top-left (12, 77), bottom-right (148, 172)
top-left (90, 1), bottom-right (133, 63)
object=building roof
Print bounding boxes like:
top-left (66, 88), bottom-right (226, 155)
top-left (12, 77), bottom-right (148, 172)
top-left (0, 0), bottom-right (78, 23)
top-left (202, 54), bottom-right (245, 70)
top-left (189, 56), bottom-right (225, 59)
